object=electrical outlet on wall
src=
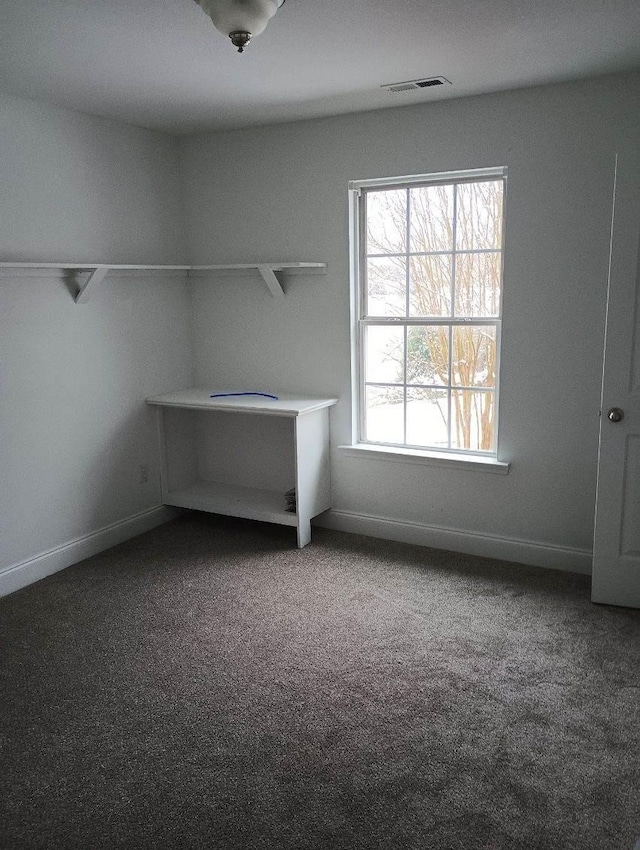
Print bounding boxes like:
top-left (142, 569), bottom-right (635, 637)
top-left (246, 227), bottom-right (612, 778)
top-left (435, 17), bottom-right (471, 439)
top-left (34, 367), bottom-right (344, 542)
top-left (139, 463), bottom-right (149, 485)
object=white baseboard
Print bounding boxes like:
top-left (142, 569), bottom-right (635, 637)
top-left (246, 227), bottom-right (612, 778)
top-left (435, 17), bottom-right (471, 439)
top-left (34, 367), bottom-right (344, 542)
top-left (0, 506), bottom-right (179, 598)
top-left (315, 509), bottom-right (592, 575)
top-left (1, 506), bottom-right (592, 599)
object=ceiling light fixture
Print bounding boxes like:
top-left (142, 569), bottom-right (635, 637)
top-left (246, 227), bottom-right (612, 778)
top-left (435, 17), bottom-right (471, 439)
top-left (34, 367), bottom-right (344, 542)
top-left (193, 0), bottom-right (286, 52)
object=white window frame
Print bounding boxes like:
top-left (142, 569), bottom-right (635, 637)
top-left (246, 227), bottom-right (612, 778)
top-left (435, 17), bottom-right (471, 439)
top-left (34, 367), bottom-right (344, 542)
top-left (348, 167), bottom-right (508, 464)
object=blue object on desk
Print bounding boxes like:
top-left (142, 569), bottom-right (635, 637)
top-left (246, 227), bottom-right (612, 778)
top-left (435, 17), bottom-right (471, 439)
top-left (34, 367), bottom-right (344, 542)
top-left (210, 391), bottom-right (279, 400)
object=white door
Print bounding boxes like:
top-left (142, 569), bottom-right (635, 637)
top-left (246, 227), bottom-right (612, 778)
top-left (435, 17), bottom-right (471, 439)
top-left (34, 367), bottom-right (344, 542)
top-left (592, 152), bottom-right (640, 608)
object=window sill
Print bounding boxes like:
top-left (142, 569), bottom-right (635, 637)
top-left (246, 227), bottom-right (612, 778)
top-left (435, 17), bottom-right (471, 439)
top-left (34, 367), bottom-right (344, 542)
top-left (338, 443), bottom-right (510, 474)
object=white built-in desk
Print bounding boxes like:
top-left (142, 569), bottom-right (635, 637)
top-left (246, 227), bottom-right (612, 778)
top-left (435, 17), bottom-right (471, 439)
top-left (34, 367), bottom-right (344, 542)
top-left (145, 389), bottom-right (338, 547)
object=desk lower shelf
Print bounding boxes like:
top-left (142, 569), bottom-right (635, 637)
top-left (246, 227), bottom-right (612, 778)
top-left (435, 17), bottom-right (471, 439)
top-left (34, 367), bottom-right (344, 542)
top-left (164, 480), bottom-right (299, 527)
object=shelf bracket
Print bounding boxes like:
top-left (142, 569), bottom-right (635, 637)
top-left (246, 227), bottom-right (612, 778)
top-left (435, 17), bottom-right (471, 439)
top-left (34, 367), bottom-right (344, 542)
top-left (257, 265), bottom-right (285, 299)
top-left (75, 265), bottom-right (110, 303)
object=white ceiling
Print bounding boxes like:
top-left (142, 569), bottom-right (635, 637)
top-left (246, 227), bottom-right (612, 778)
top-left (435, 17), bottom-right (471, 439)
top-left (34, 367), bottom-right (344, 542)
top-left (2, 0), bottom-right (640, 135)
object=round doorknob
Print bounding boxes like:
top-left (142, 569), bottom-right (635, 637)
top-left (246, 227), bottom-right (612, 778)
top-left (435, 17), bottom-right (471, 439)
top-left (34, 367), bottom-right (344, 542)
top-left (607, 407), bottom-right (624, 423)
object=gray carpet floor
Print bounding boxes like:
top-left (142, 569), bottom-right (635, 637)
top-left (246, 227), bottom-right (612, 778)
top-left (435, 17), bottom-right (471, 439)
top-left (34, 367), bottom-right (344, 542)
top-left (1, 513), bottom-right (639, 850)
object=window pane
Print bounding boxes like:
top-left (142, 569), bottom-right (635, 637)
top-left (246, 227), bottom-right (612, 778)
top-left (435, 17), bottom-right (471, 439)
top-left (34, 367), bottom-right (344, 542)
top-left (454, 251), bottom-right (501, 317)
top-left (407, 325), bottom-right (449, 385)
top-left (409, 185), bottom-right (454, 253)
top-left (406, 388), bottom-right (448, 449)
top-left (366, 256), bottom-right (406, 317)
top-left (455, 180), bottom-right (503, 251)
top-left (451, 390), bottom-right (495, 451)
top-left (366, 189), bottom-right (407, 255)
top-left (365, 326), bottom-right (404, 383)
top-left (409, 254), bottom-right (452, 316)
top-left (365, 386), bottom-right (404, 444)
top-left (451, 326), bottom-right (497, 388)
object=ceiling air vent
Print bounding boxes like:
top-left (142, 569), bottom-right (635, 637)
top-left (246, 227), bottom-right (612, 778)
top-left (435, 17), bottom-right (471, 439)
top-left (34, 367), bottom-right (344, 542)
top-left (382, 76), bottom-right (451, 93)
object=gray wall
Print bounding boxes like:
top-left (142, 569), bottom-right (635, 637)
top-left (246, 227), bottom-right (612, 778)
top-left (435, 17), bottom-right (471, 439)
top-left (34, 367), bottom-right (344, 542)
top-left (179, 73), bottom-right (640, 564)
top-left (3, 74), bottom-right (639, 581)
top-left (0, 94), bottom-right (192, 572)
top-left (1, 93), bottom-right (185, 263)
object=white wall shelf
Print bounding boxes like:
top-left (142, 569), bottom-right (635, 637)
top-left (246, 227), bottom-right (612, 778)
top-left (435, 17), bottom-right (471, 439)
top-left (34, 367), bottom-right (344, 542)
top-left (146, 388), bottom-right (338, 548)
top-left (190, 263), bottom-right (327, 298)
top-left (0, 261), bottom-right (327, 301)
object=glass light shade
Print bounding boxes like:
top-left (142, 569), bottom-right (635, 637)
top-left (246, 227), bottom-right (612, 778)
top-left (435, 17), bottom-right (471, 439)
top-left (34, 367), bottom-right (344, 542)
top-left (195, 0), bottom-right (285, 42)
